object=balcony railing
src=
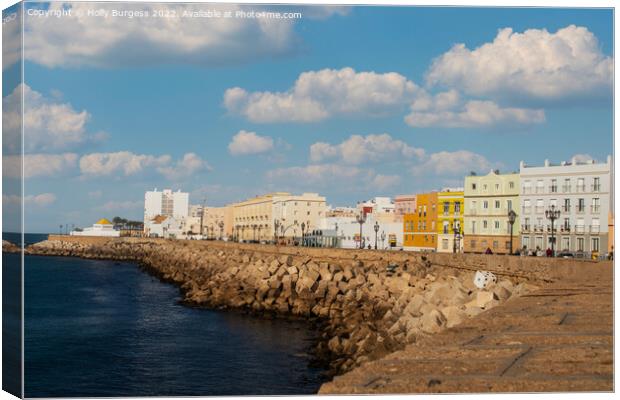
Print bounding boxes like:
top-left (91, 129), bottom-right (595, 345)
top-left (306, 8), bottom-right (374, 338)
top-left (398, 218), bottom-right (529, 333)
top-left (533, 225), bottom-right (545, 232)
top-left (521, 224), bottom-right (531, 232)
top-left (560, 225), bottom-right (571, 233)
top-left (591, 205), bottom-right (600, 213)
top-left (562, 185), bottom-right (571, 193)
top-left (590, 225), bottom-right (601, 234)
top-left (591, 184), bottom-right (601, 192)
top-left (574, 225), bottom-right (586, 234)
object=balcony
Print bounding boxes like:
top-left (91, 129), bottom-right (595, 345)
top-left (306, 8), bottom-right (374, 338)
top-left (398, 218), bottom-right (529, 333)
top-left (560, 225), bottom-right (571, 233)
top-left (521, 224), bottom-right (531, 232)
top-left (533, 225), bottom-right (545, 232)
top-left (590, 225), bottom-right (601, 234)
top-left (574, 225), bottom-right (586, 234)
top-left (591, 205), bottom-right (600, 214)
top-left (591, 184), bottom-right (601, 192)
top-left (562, 185), bottom-right (571, 193)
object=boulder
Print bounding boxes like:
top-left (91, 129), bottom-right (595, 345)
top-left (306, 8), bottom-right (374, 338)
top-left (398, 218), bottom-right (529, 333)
top-left (419, 309), bottom-right (446, 334)
top-left (441, 305), bottom-right (466, 328)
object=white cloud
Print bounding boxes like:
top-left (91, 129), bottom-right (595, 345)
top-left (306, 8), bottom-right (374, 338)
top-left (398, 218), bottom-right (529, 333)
top-left (3, 193), bottom-right (57, 207)
top-left (4, 153), bottom-right (78, 179)
top-left (426, 25), bottom-right (612, 102)
top-left (3, 84), bottom-right (100, 153)
top-left (412, 150), bottom-right (497, 176)
top-left (22, 3), bottom-right (302, 68)
top-left (571, 153), bottom-right (596, 163)
top-left (310, 133), bottom-right (424, 164)
top-left (228, 130), bottom-right (274, 155)
top-left (224, 67), bottom-right (419, 123)
top-left (266, 164), bottom-right (368, 186)
top-left (79, 151), bottom-right (171, 176)
top-left (405, 94), bottom-right (545, 128)
top-left (371, 174), bottom-right (402, 190)
top-left (157, 152), bottom-right (209, 180)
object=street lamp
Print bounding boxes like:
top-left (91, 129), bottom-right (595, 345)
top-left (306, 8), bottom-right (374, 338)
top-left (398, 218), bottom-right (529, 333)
top-left (356, 211), bottom-right (366, 249)
top-left (274, 220), bottom-right (280, 245)
top-left (381, 231), bottom-right (386, 249)
top-left (301, 222), bottom-right (306, 246)
top-left (453, 221), bottom-right (460, 254)
top-left (545, 205), bottom-right (560, 257)
top-left (508, 210), bottom-right (517, 255)
top-left (218, 220), bottom-right (224, 240)
top-left (374, 221), bottom-right (379, 249)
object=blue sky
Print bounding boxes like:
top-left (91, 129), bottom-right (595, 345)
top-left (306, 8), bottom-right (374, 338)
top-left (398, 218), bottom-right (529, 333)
top-left (2, 3), bottom-right (613, 232)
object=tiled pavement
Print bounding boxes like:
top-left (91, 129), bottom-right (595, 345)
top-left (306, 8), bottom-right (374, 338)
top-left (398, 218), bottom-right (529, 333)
top-left (320, 262), bottom-right (613, 394)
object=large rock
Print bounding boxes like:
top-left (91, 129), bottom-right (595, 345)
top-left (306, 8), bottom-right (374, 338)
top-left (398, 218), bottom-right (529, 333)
top-left (419, 308), bottom-right (446, 333)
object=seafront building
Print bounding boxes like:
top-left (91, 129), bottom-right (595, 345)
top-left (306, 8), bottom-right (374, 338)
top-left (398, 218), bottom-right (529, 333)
top-left (464, 171), bottom-right (520, 254)
top-left (357, 197), bottom-right (397, 223)
top-left (394, 194), bottom-right (417, 222)
top-left (317, 215), bottom-right (403, 249)
top-left (519, 156), bottom-right (612, 256)
top-left (436, 189), bottom-right (464, 253)
top-left (144, 189), bottom-right (189, 226)
top-left (70, 218), bottom-right (120, 237)
top-left (231, 192), bottom-right (326, 243)
top-left (202, 206), bottom-right (233, 239)
top-left (403, 191), bottom-right (438, 252)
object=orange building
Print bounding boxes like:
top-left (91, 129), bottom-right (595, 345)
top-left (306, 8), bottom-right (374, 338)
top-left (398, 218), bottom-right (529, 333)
top-left (403, 192), bottom-right (438, 251)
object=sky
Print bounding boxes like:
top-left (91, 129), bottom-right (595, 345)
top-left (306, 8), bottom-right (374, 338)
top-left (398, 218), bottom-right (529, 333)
top-left (1, 3), bottom-right (613, 233)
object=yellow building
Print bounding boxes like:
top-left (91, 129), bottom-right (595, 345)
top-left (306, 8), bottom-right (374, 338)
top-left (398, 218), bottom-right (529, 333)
top-left (464, 170), bottom-right (520, 254)
top-left (232, 193), bottom-right (283, 242)
top-left (202, 206), bottom-right (233, 239)
top-left (436, 189), bottom-right (464, 253)
top-left (403, 192), bottom-right (438, 251)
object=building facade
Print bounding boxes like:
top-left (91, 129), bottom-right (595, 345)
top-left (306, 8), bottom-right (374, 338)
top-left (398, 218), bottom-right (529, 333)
top-left (394, 194), bottom-right (417, 222)
top-left (318, 215), bottom-right (403, 249)
top-left (464, 171), bottom-right (520, 254)
top-left (144, 189), bottom-right (189, 226)
top-left (357, 197), bottom-right (397, 223)
top-left (519, 156), bottom-right (612, 257)
top-left (436, 189), bottom-right (464, 253)
top-left (403, 192), bottom-right (438, 252)
top-left (71, 218), bottom-right (120, 237)
top-left (203, 206), bottom-right (233, 239)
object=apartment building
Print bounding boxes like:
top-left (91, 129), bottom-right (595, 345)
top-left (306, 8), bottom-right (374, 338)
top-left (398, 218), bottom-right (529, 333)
top-left (394, 194), bottom-right (417, 222)
top-left (519, 156), bottom-right (612, 256)
top-left (436, 189), bottom-right (464, 253)
top-left (357, 197), bottom-right (397, 223)
top-left (232, 192), bottom-right (326, 242)
top-left (403, 191), bottom-right (438, 251)
top-left (144, 189), bottom-right (189, 227)
top-left (464, 171), bottom-right (520, 254)
top-left (203, 206), bottom-right (233, 239)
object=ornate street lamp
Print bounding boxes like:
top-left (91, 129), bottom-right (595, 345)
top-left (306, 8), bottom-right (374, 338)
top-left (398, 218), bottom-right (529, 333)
top-left (274, 220), bottom-right (280, 245)
top-left (218, 220), bottom-right (224, 240)
top-left (374, 221), bottom-right (380, 249)
top-left (545, 205), bottom-right (561, 257)
top-left (508, 210), bottom-right (517, 255)
top-left (356, 211), bottom-right (367, 249)
top-left (301, 222), bottom-right (306, 247)
top-left (453, 221), bottom-right (460, 254)
top-left (381, 231), bottom-right (386, 249)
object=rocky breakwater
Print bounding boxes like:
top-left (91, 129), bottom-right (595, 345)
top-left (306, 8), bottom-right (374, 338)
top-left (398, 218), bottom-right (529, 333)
top-left (26, 238), bottom-right (537, 376)
top-left (3, 240), bottom-right (20, 253)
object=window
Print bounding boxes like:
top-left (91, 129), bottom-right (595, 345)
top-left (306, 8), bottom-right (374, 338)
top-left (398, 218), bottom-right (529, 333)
top-left (536, 180), bottom-right (544, 193)
top-left (562, 237), bottom-right (570, 251)
top-left (523, 180), bottom-right (532, 193)
top-left (472, 183), bottom-right (477, 190)
top-left (562, 218), bottom-right (570, 230)
top-left (577, 178), bottom-right (585, 192)
top-left (454, 202), bottom-right (461, 214)
top-left (592, 198), bottom-right (600, 213)
top-left (550, 179), bottom-right (557, 193)
top-left (592, 218), bottom-right (600, 233)
top-left (483, 184), bottom-right (488, 190)
top-left (443, 221), bottom-right (449, 234)
top-left (483, 201), bottom-right (489, 209)
top-left (483, 220), bottom-right (488, 229)
top-left (471, 221), bottom-right (476, 233)
top-left (507, 200), bottom-right (513, 211)
top-left (563, 198), bottom-right (570, 212)
top-left (592, 238), bottom-right (600, 252)
top-left (509, 181), bottom-right (515, 189)
top-left (577, 198), bottom-right (585, 213)
top-left (522, 236), bottom-right (529, 248)
top-left (443, 202), bottom-right (450, 215)
top-left (495, 183), bottom-right (499, 190)
top-left (494, 220), bottom-right (500, 229)
top-left (442, 239), bottom-right (449, 250)
top-left (593, 177), bottom-right (601, 192)
top-left (536, 199), bottom-right (544, 213)
top-left (563, 178), bottom-right (571, 193)
top-left (535, 236), bottom-right (543, 249)
top-left (495, 200), bottom-right (500, 209)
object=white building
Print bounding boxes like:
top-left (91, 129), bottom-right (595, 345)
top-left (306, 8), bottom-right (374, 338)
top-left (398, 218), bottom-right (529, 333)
top-left (70, 218), bottom-right (120, 237)
top-left (144, 215), bottom-right (184, 239)
top-left (357, 197), bottom-right (397, 223)
top-left (318, 215), bottom-right (403, 250)
top-left (144, 189), bottom-right (189, 226)
top-left (519, 156), bottom-right (612, 257)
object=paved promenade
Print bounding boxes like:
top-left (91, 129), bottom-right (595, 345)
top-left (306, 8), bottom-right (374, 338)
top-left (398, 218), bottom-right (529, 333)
top-left (320, 261), bottom-right (613, 393)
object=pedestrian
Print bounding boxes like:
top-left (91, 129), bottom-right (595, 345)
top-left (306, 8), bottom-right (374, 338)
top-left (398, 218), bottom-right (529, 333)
top-left (485, 247), bottom-right (493, 255)
top-left (546, 247), bottom-right (552, 257)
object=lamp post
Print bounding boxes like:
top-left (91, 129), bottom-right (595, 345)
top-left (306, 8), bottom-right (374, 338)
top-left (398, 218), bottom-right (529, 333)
top-left (453, 221), bottom-right (459, 254)
top-left (356, 211), bottom-right (366, 249)
top-left (374, 221), bottom-right (379, 249)
top-left (381, 231), bottom-right (386, 249)
top-left (301, 222), bottom-right (306, 247)
top-left (508, 210), bottom-right (517, 255)
top-left (218, 220), bottom-right (224, 240)
top-left (545, 205), bottom-right (560, 257)
top-left (59, 224), bottom-right (63, 235)
top-left (274, 220), bottom-right (280, 245)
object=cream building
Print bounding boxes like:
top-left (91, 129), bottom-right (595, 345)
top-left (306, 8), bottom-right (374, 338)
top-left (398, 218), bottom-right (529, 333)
top-left (203, 206), bottom-right (233, 239)
top-left (232, 192), bottom-right (326, 243)
top-left (464, 170), bottom-right (520, 254)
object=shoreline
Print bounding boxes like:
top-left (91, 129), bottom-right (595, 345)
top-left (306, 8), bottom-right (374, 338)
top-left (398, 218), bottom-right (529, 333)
top-left (8, 236), bottom-right (590, 393)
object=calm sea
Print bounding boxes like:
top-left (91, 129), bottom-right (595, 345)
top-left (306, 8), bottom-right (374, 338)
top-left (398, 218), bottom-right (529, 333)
top-left (5, 234), bottom-right (328, 397)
